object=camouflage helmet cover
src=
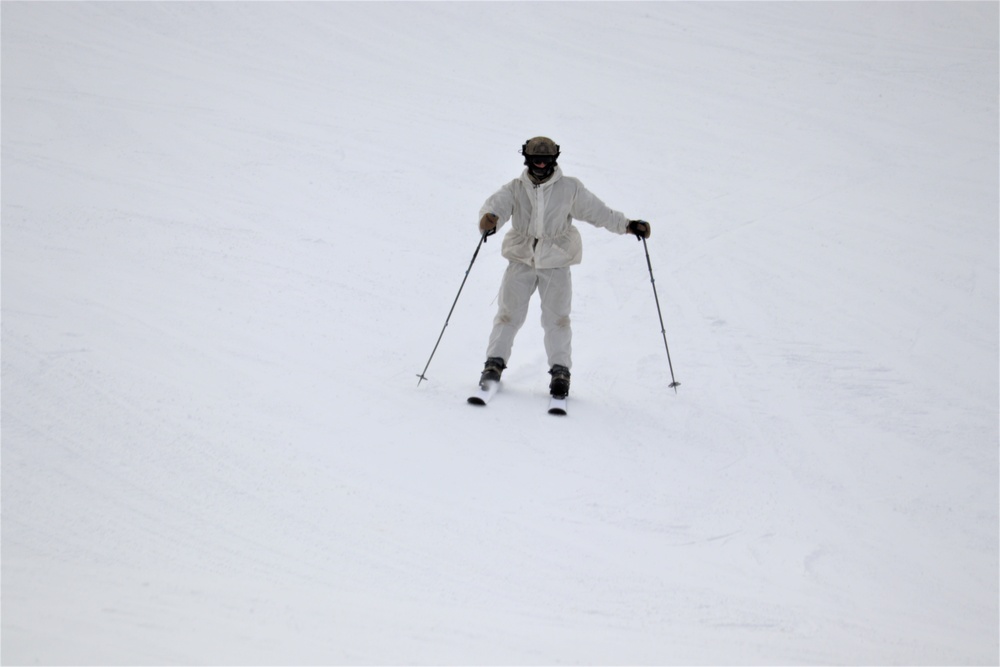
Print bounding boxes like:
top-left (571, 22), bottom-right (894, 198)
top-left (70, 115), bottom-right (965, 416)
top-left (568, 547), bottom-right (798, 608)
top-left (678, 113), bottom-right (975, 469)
top-left (521, 136), bottom-right (561, 159)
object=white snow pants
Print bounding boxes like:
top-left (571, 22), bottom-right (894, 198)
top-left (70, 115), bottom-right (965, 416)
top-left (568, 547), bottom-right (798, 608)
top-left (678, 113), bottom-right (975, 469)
top-left (486, 261), bottom-right (572, 370)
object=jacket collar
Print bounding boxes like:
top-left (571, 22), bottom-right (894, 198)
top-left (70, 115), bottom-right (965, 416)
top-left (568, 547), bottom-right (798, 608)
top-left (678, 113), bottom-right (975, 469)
top-left (521, 166), bottom-right (563, 188)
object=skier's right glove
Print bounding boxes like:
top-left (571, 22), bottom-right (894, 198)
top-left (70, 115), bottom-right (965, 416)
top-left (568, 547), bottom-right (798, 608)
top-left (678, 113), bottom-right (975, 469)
top-left (479, 213), bottom-right (498, 240)
top-left (627, 220), bottom-right (651, 240)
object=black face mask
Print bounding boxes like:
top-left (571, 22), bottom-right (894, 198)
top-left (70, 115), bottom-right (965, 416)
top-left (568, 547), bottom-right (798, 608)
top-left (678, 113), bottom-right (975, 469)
top-left (526, 154), bottom-right (557, 179)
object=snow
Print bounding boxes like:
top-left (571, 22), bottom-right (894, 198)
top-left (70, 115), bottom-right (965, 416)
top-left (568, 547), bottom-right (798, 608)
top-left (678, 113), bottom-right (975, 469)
top-left (2, 2), bottom-right (997, 664)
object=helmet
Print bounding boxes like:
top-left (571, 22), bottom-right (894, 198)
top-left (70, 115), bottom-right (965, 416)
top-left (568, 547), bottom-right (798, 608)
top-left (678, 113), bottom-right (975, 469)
top-left (522, 136), bottom-right (560, 159)
top-left (522, 136), bottom-right (560, 181)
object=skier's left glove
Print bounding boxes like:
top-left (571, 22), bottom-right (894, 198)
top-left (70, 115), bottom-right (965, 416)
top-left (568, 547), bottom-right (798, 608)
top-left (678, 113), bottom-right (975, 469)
top-left (627, 220), bottom-right (651, 240)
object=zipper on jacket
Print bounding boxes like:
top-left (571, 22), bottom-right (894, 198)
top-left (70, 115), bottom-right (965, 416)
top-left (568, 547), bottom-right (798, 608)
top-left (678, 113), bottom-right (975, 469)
top-left (533, 182), bottom-right (546, 240)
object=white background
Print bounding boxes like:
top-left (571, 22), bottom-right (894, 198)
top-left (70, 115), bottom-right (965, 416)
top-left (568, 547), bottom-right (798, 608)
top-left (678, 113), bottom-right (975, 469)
top-left (3, 2), bottom-right (997, 664)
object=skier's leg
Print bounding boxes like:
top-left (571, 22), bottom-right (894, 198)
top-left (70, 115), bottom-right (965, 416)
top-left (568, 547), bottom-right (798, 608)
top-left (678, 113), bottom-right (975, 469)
top-left (537, 266), bottom-right (573, 370)
top-left (486, 261), bottom-right (538, 364)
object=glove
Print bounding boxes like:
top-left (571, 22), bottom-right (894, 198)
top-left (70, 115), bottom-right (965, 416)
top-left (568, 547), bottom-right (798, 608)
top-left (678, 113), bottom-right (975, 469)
top-left (479, 213), bottom-right (498, 239)
top-left (627, 220), bottom-right (651, 240)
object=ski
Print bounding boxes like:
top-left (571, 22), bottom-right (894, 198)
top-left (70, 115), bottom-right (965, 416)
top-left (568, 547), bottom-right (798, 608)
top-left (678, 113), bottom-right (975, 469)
top-left (467, 380), bottom-right (499, 406)
top-left (467, 381), bottom-right (566, 414)
top-left (548, 395), bottom-right (568, 416)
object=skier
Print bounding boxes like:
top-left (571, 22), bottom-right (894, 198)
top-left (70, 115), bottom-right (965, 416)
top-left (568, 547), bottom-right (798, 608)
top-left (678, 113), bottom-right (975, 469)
top-left (476, 136), bottom-right (651, 400)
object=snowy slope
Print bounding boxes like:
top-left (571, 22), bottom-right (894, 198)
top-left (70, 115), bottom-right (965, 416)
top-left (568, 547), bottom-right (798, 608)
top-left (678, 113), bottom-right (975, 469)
top-left (2, 2), bottom-right (997, 664)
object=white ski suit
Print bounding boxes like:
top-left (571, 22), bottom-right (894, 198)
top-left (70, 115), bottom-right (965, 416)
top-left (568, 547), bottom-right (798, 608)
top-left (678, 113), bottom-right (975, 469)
top-left (479, 166), bottom-right (631, 370)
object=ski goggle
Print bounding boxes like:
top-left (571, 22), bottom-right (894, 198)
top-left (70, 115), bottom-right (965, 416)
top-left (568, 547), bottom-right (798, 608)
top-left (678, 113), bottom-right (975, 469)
top-left (526, 154), bottom-right (556, 165)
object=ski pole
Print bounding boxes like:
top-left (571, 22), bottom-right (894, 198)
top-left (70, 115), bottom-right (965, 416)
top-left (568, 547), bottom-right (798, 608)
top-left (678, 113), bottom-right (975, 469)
top-left (417, 231), bottom-right (490, 386)
top-left (641, 236), bottom-right (681, 393)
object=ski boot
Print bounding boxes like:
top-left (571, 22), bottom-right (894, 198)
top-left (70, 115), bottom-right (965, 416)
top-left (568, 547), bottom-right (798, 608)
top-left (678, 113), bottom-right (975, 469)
top-left (480, 357), bottom-right (506, 389)
top-left (548, 364), bottom-right (571, 398)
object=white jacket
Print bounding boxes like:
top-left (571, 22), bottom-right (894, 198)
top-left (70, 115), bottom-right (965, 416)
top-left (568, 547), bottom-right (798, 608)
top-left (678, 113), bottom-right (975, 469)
top-left (480, 167), bottom-right (630, 269)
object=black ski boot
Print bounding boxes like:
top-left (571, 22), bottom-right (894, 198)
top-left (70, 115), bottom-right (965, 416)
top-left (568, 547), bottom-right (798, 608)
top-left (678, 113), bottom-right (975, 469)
top-left (480, 357), bottom-right (506, 388)
top-left (548, 365), bottom-right (571, 398)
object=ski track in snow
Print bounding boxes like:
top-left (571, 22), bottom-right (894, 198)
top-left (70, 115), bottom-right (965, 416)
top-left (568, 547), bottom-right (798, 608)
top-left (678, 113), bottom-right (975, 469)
top-left (2, 3), bottom-right (997, 664)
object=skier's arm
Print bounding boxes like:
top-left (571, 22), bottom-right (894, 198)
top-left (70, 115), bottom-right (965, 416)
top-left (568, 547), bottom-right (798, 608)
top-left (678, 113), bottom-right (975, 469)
top-left (569, 180), bottom-right (630, 234)
top-left (570, 180), bottom-right (651, 240)
top-left (478, 181), bottom-right (516, 235)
